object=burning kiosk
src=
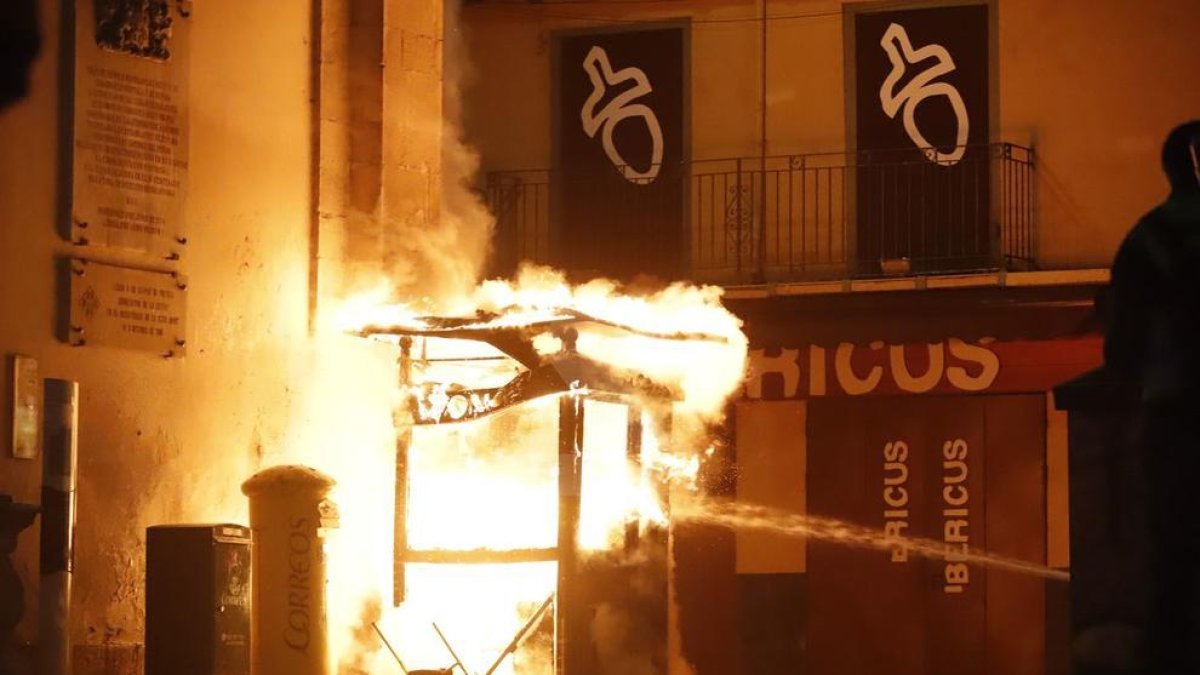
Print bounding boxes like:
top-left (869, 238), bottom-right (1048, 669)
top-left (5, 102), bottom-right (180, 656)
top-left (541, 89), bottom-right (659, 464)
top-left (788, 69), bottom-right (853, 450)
top-left (355, 310), bottom-right (725, 675)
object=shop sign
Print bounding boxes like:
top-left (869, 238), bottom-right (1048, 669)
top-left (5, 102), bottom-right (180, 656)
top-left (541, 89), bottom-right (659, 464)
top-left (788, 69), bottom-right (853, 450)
top-left (745, 336), bottom-right (1101, 398)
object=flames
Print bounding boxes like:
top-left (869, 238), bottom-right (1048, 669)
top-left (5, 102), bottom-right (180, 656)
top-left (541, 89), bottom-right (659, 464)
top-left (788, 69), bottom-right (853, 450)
top-left (305, 264), bottom-right (746, 674)
top-left (334, 265), bottom-right (748, 419)
top-left (408, 398), bottom-right (558, 553)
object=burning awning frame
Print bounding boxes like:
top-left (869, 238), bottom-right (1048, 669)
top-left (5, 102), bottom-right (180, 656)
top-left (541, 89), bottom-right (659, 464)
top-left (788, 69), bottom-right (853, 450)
top-left (352, 312), bottom-right (687, 675)
top-left (354, 310), bottom-right (712, 425)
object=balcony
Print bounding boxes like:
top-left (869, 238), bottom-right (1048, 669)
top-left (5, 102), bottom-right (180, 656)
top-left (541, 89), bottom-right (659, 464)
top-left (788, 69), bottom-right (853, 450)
top-left (485, 143), bottom-right (1035, 286)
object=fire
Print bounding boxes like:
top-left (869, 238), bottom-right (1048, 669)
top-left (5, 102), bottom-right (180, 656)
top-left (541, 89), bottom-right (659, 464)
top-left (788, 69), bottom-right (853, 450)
top-left (578, 400), bottom-right (664, 551)
top-left (376, 563), bottom-right (557, 674)
top-left (333, 265), bottom-right (747, 419)
top-left (408, 398), bottom-right (558, 553)
top-left (475, 266), bottom-right (747, 419)
top-left (303, 264), bottom-right (747, 674)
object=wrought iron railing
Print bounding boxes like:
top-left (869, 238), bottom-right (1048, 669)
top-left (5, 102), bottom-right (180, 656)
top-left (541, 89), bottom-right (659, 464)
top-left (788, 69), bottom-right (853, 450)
top-left (485, 143), bottom-right (1035, 284)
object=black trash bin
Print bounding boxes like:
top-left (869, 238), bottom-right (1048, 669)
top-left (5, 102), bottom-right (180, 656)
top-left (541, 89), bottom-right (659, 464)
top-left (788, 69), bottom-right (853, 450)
top-left (146, 524), bottom-right (251, 675)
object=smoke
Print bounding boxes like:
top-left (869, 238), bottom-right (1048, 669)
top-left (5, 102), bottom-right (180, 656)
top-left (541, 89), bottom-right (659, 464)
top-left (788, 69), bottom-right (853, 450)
top-left (134, 329), bottom-right (402, 675)
top-left (592, 604), bottom-right (662, 675)
top-left (257, 14), bottom-right (504, 667)
top-left (285, 0), bottom-right (749, 671)
top-left (267, 332), bottom-right (401, 675)
top-left (370, 0), bottom-right (494, 312)
top-left (122, 0), bottom-right (745, 671)
top-left (338, 595), bottom-right (384, 675)
top-left (437, 0), bottom-right (494, 309)
top-left (583, 543), bottom-right (671, 675)
top-left (666, 523), bottom-right (698, 675)
top-left (310, 8), bottom-right (502, 664)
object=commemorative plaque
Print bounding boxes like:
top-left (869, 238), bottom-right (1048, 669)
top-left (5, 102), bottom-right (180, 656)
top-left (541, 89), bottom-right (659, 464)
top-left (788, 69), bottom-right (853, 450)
top-left (72, 0), bottom-right (192, 257)
top-left (69, 259), bottom-right (187, 356)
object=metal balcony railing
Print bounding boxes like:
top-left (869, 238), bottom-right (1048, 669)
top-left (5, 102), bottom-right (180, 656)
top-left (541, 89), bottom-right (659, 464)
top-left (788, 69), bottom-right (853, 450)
top-left (485, 143), bottom-right (1035, 284)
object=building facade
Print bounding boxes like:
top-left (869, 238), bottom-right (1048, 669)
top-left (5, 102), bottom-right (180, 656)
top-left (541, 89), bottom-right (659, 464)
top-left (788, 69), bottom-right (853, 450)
top-left (1, 0), bottom-right (1197, 674)
top-left (458, 0), bottom-right (1200, 672)
top-left (0, 1), bottom-right (446, 673)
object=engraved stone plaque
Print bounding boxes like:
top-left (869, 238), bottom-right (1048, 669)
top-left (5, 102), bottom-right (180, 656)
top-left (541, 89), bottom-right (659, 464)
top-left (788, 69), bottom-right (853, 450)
top-left (72, 0), bottom-right (192, 257)
top-left (11, 355), bottom-right (39, 459)
top-left (69, 259), bottom-right (187, 356)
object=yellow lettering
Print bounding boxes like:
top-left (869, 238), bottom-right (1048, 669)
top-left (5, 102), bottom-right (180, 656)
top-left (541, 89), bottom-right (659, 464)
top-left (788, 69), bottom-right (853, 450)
top-left (889, 343), bottom-right (945, 393)
top-left (883, 485), bottom-right (908, 507)
top-left (943, 484), bottom-right (969, 507)
top-left (944, 519), bottom-right (969, 543)
top-left (883, 440), bottom-right (908, 462)
top-left (946, 338), bottom-right (1000, 392)
top-left (745, 349), bottom-right (801, 399)
top-left (836, 342), bottom-right (883, 395)
top-left (945, 563), bottom-right (970, 588)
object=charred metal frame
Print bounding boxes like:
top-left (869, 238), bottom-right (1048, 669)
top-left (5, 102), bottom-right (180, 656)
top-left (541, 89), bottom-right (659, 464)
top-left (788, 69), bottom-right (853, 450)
top-left (393, 336), bottom-right (413, 607)
top-left (556, 392), bottom-right (583, 674)
top-left (356, 312), bottom-right (714, 674)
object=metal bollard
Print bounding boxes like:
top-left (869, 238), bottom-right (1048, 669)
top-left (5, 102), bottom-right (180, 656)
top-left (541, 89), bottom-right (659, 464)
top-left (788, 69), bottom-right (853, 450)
top-left (39, 379), bottom-right (78, 675)
top-left (241, 466), bottom-right (337, 675)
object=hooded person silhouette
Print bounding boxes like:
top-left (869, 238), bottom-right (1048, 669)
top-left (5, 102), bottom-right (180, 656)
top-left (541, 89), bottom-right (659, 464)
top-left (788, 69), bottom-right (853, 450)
top-left (1105, 120), bottom-right (1200, 673)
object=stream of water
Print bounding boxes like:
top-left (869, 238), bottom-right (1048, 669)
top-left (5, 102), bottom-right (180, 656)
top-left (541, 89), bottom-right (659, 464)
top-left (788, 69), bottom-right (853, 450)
top-left (674, 497), bottom-right (1069, 581)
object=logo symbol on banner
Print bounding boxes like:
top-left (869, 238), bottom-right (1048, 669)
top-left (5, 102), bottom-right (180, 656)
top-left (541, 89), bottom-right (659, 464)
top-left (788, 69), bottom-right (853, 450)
top-left (878, 23), bottom-right (970, 166)
top-left (580, 46), bottom-right (665, 184)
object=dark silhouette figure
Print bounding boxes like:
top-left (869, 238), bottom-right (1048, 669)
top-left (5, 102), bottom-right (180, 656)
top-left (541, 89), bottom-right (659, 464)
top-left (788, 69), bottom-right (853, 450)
top-left (0, 496), bottom-right (38, 675)
top-left (1105, 120), bottom-right (1200, 674)
top-left (0, 0), bottom-right (40, 111)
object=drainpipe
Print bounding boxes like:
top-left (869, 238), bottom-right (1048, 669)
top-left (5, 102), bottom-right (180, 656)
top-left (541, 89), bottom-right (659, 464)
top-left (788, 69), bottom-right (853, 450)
top-left (39, 379), bottom-right (78, 675)
top-left (757, 0), bottom-right (768, 282)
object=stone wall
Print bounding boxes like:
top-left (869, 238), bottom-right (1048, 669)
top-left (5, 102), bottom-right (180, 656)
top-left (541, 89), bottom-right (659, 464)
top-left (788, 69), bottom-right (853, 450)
top-left (0, 1), bottom-right (447, 673)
